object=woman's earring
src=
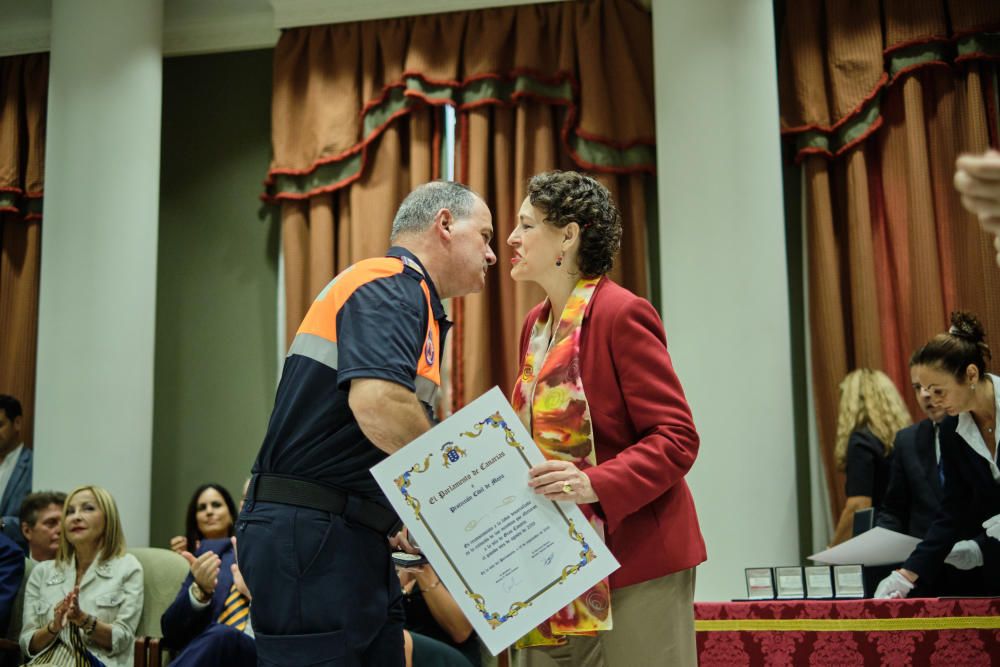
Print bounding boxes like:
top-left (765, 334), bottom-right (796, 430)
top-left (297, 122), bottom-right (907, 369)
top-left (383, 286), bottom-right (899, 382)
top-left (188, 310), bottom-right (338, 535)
top-left (555, 253), bottom-right (563, 268)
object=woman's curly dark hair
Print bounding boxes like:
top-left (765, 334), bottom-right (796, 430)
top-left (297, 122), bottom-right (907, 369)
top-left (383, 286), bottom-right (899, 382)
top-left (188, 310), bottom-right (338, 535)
top-left (527, 171), bottom-right (623, 278)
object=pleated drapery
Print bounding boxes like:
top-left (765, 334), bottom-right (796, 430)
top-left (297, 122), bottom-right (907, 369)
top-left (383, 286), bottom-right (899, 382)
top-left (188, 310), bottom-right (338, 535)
top-left (456, 101), bottom-right (649, 408)
top-left (0, 53), bottom-right (47, 446)
top-left (778, 2), bottom-right (1000, 520)
top-left (267, 0), bottom-right (655, 410)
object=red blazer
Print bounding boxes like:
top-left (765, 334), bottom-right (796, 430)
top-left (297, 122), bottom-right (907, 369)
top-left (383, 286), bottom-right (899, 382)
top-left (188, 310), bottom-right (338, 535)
top-left (518, 278), bottom-right (707, 589)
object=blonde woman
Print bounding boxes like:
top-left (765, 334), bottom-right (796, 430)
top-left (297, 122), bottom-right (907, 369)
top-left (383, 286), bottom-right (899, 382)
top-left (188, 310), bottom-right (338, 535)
top-left (830, 370), bottom-right (912, 546)
top-left (20, 485), bottom-right (143, 667)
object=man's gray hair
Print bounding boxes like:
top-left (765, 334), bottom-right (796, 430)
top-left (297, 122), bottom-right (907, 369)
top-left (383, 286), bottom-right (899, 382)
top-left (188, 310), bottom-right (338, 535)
top-left (390, 181), bottom-right (479, 241)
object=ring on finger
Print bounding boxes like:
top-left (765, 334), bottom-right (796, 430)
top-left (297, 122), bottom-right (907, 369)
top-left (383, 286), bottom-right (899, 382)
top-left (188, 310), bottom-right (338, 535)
top-left (561, 482), bottom-right (573, 494)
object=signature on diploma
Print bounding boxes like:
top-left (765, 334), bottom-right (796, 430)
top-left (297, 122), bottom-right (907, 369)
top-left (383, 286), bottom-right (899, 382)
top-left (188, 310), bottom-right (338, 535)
top-left (543, 552), bottom-right (554, 566)
top-left (465, 495), bottom-right (517, 532)
top-left (502, 574), bottom-right (522, 593)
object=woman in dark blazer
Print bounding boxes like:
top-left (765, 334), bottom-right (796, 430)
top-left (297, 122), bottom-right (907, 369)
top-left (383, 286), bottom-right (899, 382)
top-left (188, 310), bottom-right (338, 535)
top-left (161, 484), bottom-right (255, 666)
top-left (169, 483), bottom-right (238, 555)
top-left (876, 312), bottom-right (1000, 598)
top-left (506, 171), bottom-right (705, 666)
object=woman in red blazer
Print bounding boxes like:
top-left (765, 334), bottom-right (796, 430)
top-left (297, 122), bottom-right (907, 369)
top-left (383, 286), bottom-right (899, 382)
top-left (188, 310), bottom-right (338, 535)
top-left (507, 171), bottom-right (706, 667)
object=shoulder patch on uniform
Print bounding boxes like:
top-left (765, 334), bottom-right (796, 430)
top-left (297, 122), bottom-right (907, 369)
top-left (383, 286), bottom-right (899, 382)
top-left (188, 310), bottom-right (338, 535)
top-left (424, 328), bottom-right (435, 366)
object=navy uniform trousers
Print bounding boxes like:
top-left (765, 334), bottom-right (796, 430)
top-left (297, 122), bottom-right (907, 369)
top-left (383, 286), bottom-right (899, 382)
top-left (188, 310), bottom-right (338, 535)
top-left (237, 498), bottom-right (405, 666)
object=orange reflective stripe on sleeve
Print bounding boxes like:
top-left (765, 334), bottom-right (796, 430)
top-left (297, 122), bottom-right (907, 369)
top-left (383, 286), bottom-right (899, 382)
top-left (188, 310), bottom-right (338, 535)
top-left (296, 258), bottom-right (407, 343)
top-left (291, 254), bottom-right (442, 406)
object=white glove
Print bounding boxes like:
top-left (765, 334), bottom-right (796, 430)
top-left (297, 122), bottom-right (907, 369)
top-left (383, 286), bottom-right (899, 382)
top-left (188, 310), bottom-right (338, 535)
top-left (983, 514), bottom-right (1000, 541)
top-left (874, 570), bottom-right (915, 599)
top-left (944, 539), bottom-right (984, 570)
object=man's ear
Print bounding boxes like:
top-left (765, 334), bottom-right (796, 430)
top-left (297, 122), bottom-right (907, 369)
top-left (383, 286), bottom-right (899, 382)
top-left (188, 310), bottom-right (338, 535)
top-left (12, 415), bottom-right (21, 433)
top-left (21, 521), bottom-right (30, 541)
top-left (434, 208), bottom-right (454, 239)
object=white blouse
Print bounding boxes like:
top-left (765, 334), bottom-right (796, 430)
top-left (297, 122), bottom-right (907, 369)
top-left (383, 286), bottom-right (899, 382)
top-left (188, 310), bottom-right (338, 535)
top-left (20, 553), bottom-right (144, 667)
top-left (955, 373), bottom-right (1000, 482)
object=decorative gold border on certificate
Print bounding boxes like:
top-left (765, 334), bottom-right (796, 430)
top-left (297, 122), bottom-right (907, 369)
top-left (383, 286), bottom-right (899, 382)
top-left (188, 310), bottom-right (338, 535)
top-left (392, 410), bottom-right (600, 630)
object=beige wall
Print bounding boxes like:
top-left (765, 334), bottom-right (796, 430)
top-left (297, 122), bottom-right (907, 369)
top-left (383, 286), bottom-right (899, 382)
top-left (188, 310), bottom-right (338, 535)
top-left (34, 0), bottom-right (163, 546)
top-left (653, 0), bottom-right (799, 600)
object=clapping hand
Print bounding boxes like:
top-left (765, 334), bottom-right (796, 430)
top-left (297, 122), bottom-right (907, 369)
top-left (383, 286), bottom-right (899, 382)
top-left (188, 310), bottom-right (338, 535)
top-left (169, 535), bottom-right (189, 554)
top-left (230, 536), bottom-right (251, 600)
top-left (181, 549), bottom-right (221, 596)
top-left (50, 587), bottom-right (77, 634)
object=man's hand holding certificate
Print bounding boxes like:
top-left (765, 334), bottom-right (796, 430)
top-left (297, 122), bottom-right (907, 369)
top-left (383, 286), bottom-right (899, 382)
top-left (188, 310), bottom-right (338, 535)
top-left (371, 387), bottom-right (620, 655)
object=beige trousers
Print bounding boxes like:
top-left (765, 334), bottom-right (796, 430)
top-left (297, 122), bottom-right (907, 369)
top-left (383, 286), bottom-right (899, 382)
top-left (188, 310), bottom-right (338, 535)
top-left (511, 567), bottom-right (697, 667)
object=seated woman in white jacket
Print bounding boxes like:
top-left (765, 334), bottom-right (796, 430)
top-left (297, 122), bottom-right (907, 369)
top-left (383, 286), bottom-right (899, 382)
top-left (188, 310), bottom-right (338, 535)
top-left (20, 485), bottom-right (144, 667)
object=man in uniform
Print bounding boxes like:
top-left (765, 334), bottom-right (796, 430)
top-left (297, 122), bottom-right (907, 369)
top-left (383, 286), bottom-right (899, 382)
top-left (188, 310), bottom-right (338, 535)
top-left (238, 181), bottom-right (495, 666)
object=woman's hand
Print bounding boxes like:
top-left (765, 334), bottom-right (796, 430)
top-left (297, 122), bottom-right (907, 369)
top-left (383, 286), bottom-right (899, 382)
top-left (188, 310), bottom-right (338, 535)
top-left (65, 587), bottom-right (90, 627)
top-left (402, 564), bottom-right (471, 642)
top-left (50, 590), bottom-right (74, 633)
top-left (528, 460), bottom-right (599, 504)
top-left (181, 549), bottom-right (221, 597)
top-left (231, 563), bottom-right (251, 600)
top-left (400, 564), bottom-right (441, 591)
top-left (389, 526), bottom-right (420, 555)
top-left (32, 589), bottom-right (73, 653)
top-left (169, 535), bottom-right (189, 554)
top-left (230, 537), bottom-right (252, 600)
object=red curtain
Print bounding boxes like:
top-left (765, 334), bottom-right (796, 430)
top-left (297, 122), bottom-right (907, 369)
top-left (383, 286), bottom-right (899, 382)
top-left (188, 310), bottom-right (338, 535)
top-left (778, 2), bottom-right (1000, 519)
top-left (267, 0), bottom-right (655, 410)
top-left (0, 53), bottom-right (47, 446)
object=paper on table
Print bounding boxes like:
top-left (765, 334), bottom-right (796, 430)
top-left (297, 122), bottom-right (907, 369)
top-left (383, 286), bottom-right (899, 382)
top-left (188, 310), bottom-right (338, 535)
top-left (808, 527), bottom-right (921, 566)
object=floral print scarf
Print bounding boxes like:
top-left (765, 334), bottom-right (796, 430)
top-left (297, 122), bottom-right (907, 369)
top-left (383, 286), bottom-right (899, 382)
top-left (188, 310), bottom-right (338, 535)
top-left (511, 276), bottom-right (612, 647)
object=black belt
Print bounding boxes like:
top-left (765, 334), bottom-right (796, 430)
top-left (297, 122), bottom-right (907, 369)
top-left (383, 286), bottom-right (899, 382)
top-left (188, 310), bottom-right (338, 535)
top-left (252, 474), bottom-right (401, 536)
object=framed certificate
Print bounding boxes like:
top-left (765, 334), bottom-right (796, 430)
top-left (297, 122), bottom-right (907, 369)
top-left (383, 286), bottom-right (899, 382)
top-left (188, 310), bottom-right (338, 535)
top-left (833, 564), bottom-right (865, 598)
top-left (774, 566), bottom-right (805, 599)
top-left (371, 387), bottom-right (620, 655)
top-left (804, 565), bottom-right (833, 599)
top-left (744, 567), bottom-right (775, 600)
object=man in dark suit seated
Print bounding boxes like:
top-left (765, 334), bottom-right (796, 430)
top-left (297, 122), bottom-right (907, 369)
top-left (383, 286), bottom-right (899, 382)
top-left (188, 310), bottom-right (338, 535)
top-left (0, 396), bottom-right (31, 549)
top-left (0, 532), bottom-right (24, 633)
top-left (160, 536), bottom-right (255, 666)
top-left (18, 491), bottom-right (65, 563)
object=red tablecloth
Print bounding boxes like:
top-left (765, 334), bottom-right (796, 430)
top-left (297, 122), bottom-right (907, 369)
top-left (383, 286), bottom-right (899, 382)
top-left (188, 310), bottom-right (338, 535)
top-left (695, 598), bottom-right (1000, 666)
